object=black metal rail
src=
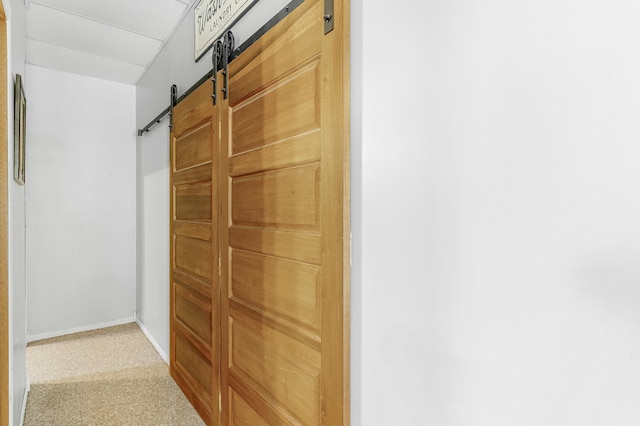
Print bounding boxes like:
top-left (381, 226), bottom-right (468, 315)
top-left (137, 0), bottom-right (305, 137)
top-left (137, 105), bottom-right (171, 137)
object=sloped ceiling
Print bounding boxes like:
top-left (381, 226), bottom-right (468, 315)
top-left (26, 0), bottom-right (196, 84)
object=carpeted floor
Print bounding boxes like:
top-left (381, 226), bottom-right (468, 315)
top-left (24, 323), bottom-right (205, 425)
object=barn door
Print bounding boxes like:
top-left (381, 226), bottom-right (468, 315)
top-left (219, 0), bottom-right (349, 424)
top-left (170, 80), bottom-right (220, 425)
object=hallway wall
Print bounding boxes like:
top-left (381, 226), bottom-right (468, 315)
top-left (6, 0), bottom-right (27, 423)
top-left (354, 0), bottom-right (640, 425)
top-left (137, 0), bottom-right (640, 424)
top-left (136, 0), bottom-right (290, 359)
top-left (26, 66), bottom-right (136, 339)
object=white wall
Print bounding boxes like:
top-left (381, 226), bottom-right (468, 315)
top-left (355, 0), bottom-right (640, 425)
top-left (138, 0), bottom-right (640, 424)
top-left (136, 0), bottom-right (290, 358)
top-left (6, 0), bottom-right (27, 423)
top-left (135, 4), bottom-right (209, 358)
top-left (26, 65), bottom-right (136, 339)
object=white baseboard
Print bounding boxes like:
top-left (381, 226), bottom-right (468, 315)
top-left (27, 316), bottom-right (136, 343)
top-left (18, 375), bottom-right (30, 426)
top-left (134, 313), bottom-right (169, 364)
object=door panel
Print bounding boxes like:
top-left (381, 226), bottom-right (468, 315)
top-left (175, 332), bottom-right (213, 391)
top-left (174, 162), bottom-right (212, 186)
top-left (220, 0), bottom-right (348, 423)
top-left (174, 221), bottom-right (211, 241)
top-left (174, 235), bottom-right (212, 280)
top-left (229, 317), bottom-right (321, 426)
top-left (175, 284), bottom-right (212, 344)
top-left (230, 249), bottom-right (321, 330)
top-left (230, 164), bottom-right (320, 231)
top-left (170, 81), bottom-right (219, 426)
top-left (231, 61), bottom-right (320, 155)
top-left (230, 389), bottom-right (268, 426)
top-left (228, 227), bottom-right (321, 265)
top-left (175, 182), bottom-right (212, 222)
top-left (174, 123), bottom-right (213, 170)
top-left (228, 130), bottom-right (321, 177)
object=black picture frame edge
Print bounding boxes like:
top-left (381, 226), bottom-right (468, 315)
top-left (13, 73), bottom-right (25, 186)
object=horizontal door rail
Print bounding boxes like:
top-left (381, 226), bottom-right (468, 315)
top-left (137, 105), bottom-right (171, 136)
top-left (137, 0), bottom-right (304, 137)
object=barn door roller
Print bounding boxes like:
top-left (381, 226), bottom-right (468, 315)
top-left (222, 32), bottom-right (234, 100)
top-left (211, 31), bottom-right (234, 104)
top-left (137, 0), bottom-right (306, 136)
top-left (169, 84), bottom-right (177, 130)
top-left (212, 40), bottom-right (222, 105)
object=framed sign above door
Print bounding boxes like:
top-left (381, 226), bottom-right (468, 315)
top-left (194, 0), bottom-right (258, 61)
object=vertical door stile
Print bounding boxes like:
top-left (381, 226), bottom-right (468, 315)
top-left (218, 63), bottom-right (231, 426)
top-left (320, 0), bottom-right (349, 423)
top-left (211, 66), bottom-right (221, 426)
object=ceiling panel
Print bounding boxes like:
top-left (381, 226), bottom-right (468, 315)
top-left (30, 0), bottom-right (189, 40)
top-left (25, 0), bottom-right (196, 84)
top-left (27, 39), bottom-right (145, 84)
top-left (27, 4), bottom-right (163, 67)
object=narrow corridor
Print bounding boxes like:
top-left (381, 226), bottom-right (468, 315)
top-left (24, 324), bottom-right (204, 425)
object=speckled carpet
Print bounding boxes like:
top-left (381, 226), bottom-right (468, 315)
top-left (24, 323), bottom-right (205, 425)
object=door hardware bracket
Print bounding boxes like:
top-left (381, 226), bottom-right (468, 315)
top-left (169, 84), bottom-right (177, 130)
top-left (221, 31), bottom-right (234, 100)
top-left (212, 40), bottom-right (222, 105)
top-left (324, 0), bottom-right (334, 34)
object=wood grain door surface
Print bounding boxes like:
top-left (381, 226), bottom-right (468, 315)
top-left (170, 80), bottom-right (220, 425)
top-left (220, 0), bottom-right (348, 424)
top-left (170, 0), bottom-right (348, 424)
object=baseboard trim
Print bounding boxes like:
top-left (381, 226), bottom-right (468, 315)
top-left (27, 316), bottom-right (136, 343)
top-left (18, 375), bottom-right (29, 426)
top-left (134, 314), bottom-right (169, 364)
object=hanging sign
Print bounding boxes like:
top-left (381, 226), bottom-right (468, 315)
top-left (194, 0), bottom-right (258, 61)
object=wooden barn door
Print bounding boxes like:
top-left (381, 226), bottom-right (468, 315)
top-left (219, 0), bottom-right (349, 424)
top-left (170, 80), bottom-right (220, 425)
top-left (169, 0), bottom-right (349, 424)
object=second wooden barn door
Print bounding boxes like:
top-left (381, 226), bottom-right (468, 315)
top-left (170, 80), bottom-right (220, 425)
top-left (219, 0), bottom-right (348, 424)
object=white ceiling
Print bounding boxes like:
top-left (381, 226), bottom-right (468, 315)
top-left (25, 0), bottom-right (196, 84)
